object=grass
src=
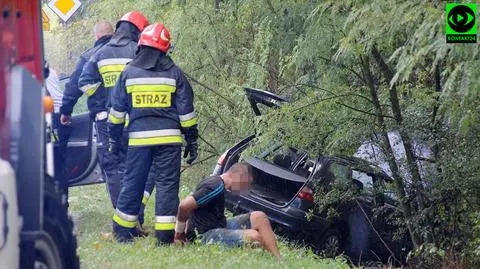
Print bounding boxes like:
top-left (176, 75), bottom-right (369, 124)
top-left (69, 182), bottom-right (352, 269)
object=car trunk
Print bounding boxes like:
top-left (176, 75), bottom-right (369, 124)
top-left (245, 157), bottom-right (307, 206)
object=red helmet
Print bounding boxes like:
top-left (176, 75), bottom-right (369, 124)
top-left (138, 23), bottom-right (171, 53)
top-left (117, 11), bottom-right (149, 31)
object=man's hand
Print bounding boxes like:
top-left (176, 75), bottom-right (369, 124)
top-left (183, 141), bottom-right (198, 165)
top-left (174, 232), bottom-right (186, 246)
top-left (108, 138), bottom-right (121, 154)
top-left (60, 114), bottom-right (72, 125)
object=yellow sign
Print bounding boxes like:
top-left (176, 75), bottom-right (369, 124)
top-left (47, 0), bottom-right (81, 22)
top-left (42, 9), bottom-right (50, 31)
top-left (132, 92), bottom-right (172, 108)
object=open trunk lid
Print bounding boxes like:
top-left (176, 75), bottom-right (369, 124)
top-left (244, 157), bottom-right (308, 206)
top-left (244, 87), bottom-right (288, 116)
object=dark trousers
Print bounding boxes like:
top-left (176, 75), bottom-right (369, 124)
top-left (114, 145), bottom-right (181, 243)
top-left (53, 113), bottom-right (71, 202)
top-left (95, 119), bottom-right (127, 208)
top-left (138, 165), bottom-right (157, 225)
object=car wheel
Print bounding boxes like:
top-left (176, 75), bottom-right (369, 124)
top-left (316, 231), bottom-right (342, 258)
top-left (38, 178), bottom-right (80, 269)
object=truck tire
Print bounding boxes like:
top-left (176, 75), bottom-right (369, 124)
top-left (35, 179), bottom-right (79, 269)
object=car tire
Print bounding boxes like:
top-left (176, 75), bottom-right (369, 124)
top-left (315, 230), bottom-right (342, 258)
top-left (36, 178), bottom-right (80, 269)
top-left (344, 203), bottom-right (371, 264)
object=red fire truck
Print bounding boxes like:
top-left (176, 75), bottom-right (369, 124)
top-left (0, 1), bottom-right (79, 268)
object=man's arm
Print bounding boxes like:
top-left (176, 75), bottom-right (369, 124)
top-left (174, 196), bottom-right (198, 244)
top-left (107, 72), bottom-right (129, 152)
top-left (78, 55), bottom-right (102, 98)
top-left (60, 57), bottom-right (87, 119)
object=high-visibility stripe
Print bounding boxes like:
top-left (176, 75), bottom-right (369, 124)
top-left (180, 117), bottom-right (198, 128)
top-left (110, 108), bottom-right (126, 119)
top-left (142, 191), bottom-right (150, 205)
top-left (155, 216), bottom-right (176, 223)
top-left (154, 216), bottom-right (176, 231)
top-left (144, 191), bottom-right (151, 198)
top-left (128, 136), bottom-right (183, 146)
top-left (124, 114), bottom-right (130, 127)
top-left (126, 84), bottom-right (176, 94)
top-left (126, 77), bottom-right (176, 87)
top-left (179, 112), bottom-right (197, 122)
top-left (116, 208), bottom-right (137, 221)
top-left (113, 214), bottom-right (137, 228)
top-left (154, 223), bottom-right (175, 230)
top-left (108, 113), bottom-right (125, 124)
top-left (128, 129), bottom-right (183, 146)
top-left (80, 83), bottom-right (100, 97)
top-left (129, 129), bottom-right (182, 139)
top-left (98, 58), bottom-right (131, 68)
top-left (98, 64), bottom-right (126, 74)
top-left (108, 108), bottom-right (126, 124)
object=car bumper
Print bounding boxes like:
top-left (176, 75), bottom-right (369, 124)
top-left (225, 192), bottom-right (331, 234)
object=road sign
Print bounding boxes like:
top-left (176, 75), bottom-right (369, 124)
top-left (42, 10), bottom-right (50, 31)
top-left (47, 0), bottom-right (81, 22)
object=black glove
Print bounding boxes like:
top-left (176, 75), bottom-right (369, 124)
top-left (183, 141), bottom-right (198, 165)
top-left (183, 127), bottom-right (198, 165)
top-left (108, 138), bottom-right (121, 155)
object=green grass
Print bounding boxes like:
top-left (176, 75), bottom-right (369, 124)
top-left (69, 183), bottom-right (351, 269)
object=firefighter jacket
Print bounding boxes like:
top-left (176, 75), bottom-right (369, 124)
top-left (60, 35), bottom-right (112, 115)
top-left (108, 47), bottom-right (198, 147)
top-left (78, 22), bottom-right (141, 118)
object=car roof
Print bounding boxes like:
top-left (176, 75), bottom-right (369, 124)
top-left (324, 155), bottom-right (393, 181)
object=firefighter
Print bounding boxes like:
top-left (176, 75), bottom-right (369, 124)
top-left (57, 22), bottom-right (113, 203)
top-left (60, 21), bottom-right (113, 124)
top-left (108, 23), bottom-right (198, 244)
top-left (78, 12), bottom-right (149, 208)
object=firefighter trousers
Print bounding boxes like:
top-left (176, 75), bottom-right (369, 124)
top-left (95, 119), bottom-right (126, 208)
top-left (138, 168), bottom-right (156, 225)
top-left (113, 145), bottom-right (181, 244)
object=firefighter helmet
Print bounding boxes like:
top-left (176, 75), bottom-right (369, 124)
top-left (138, 23), bottom-right (171, 53)
top-left (117, 11), bottom-right (149, 32)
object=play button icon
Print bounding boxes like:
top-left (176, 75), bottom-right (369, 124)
top-left (447, 4), bottom-right (476, 33)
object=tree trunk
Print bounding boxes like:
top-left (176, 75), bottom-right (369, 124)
top-left (361, 55), bottom-right (420, 248)
top-left (267, 49), bottom-right (279, 93)
top-left (372, 45), bottom-right (426, 210)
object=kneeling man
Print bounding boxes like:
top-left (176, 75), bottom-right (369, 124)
top-left (174, 163), bottom-right (281, 258)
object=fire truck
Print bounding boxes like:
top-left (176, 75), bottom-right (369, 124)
top-left (0, 1), bottom-right (80, 268)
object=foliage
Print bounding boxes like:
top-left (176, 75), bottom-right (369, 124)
top-left (44, 0), bottom-right (480, 266)
top-left (70, 184), bottom-right (351, 269)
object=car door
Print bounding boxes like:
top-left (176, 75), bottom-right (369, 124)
top-left (58, 76), bottom-right (104, 187)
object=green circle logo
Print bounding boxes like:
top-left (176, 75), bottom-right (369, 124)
top-left (447, 5), bottom-right (476, 33)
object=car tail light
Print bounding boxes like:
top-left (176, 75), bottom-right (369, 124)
top-left (297, 186), bottom-right (314, 202)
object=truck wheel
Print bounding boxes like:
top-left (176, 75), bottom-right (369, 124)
top-left (36, 179), bottom-right (79, 269)
top-left (34, 232), bottom-right (62, 269)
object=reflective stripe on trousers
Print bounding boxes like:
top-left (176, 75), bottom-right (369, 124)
top-left (155, 216), bottom-right (176, 231)
top-left (114, 145), bottom-right (181, 243)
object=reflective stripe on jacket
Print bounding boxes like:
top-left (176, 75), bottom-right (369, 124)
top-left (78, 40), bottom-right (136, 116)
top-left (108, 56), bottom-right (197, 146)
